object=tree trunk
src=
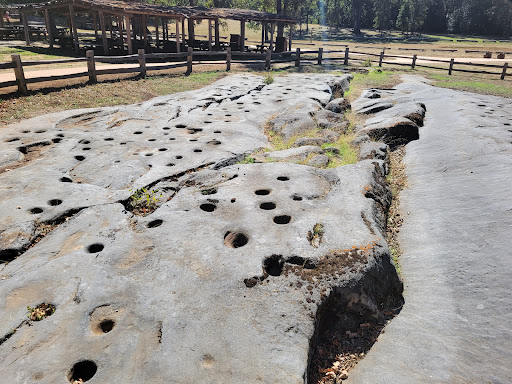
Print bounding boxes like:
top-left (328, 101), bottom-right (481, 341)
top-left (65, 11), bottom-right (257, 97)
top-left (353, 0), bottom-right (362, 34)
top-left (277, 0), bottom-right (284, 39)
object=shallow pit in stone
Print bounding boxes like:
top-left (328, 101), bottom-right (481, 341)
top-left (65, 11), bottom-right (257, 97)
top-left (224, 231), bottom-right (248, 248)
top-left (273, 215), bottom-right (291, 224)
top-left (67, 360), bottom-right (97, 383)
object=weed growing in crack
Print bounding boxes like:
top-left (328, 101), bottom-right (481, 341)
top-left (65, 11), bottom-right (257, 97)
top-left (128, 188), bottom-right (162, 215)
top-left (27, 303), bottom-right (55, 321)
top-left (263, 71), bottom-right (274, 85)
top-left (307, 223), bottom-right (325, 248)
top-left (238, 156), bottom-right (256, 164)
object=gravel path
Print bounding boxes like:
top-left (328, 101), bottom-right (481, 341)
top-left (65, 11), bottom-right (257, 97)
top-left (346, 76), bottom-right (512, 383)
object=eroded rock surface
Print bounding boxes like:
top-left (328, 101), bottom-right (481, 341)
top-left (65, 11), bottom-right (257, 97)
top-left (0, 74), bottom-right (402, 384)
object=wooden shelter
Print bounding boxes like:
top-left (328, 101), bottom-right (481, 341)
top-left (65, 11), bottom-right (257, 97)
top-left (8, 0), bottom-right (297, 55)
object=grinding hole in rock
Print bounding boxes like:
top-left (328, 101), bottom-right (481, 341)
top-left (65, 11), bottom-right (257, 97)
top-left (273, 215), bottom-right (291, 225)
top-left (260, 202), bottom-right (276, 210)
top-left (52, 138), bottom-right (62, 143)
top-left (67, 360), bottom-right (97, 383)
top-left (175, 155), bottom-right (183, 159)
top-left (74, 156), bottom-right (85, 161)
top-left (0, 249), bottom-right (18, 263)
top-left (133, 131), bottom-right (143, 135)
top-left (175, 124), bottom-right (187, 128)
top-left (214, 131), bottom-right (221, 134)
top-left (193, 149), bottom-right (203, 153)
top-left (99, 319), bottom-right (115, 333)
top-left (224, 231), bottom-right (249, 248)
top-left (292, 195), bottom-right (303, 201)
top-left (82, 147), bottom-right (91, 151)
top-left (147, 219), bottom-right (163, 228)
top-left (29, 207), bottom-right (44, 214)
top-left (263, 255), bottom-right (284, 276)
top-left (166, 163), bottom-right (175, 167)
top-left (104, 137), bottom-right (114, 141)
top-left (207, 140), bottom-right (222, 145)
top-left (200, 203), bottom-right (217, 212)
top-left (87, 243), bottom-right (104, 253)
top-left (255, 189), bottom-right (271, 196)
top-left (48, 199), bottom-right (63, 206)
top-left (277, 176), bottom-right (289, 181)
top-left (159, 148), bottom-right (168, 152)
top-left (60, 177), bottom-right (73, 183)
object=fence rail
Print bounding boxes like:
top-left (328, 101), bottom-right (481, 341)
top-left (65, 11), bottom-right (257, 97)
top-left (1, 47), bottom-right (509, 95)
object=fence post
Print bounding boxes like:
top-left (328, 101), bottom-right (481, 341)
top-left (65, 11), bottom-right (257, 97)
top-left (318, 47), bottom-right (323, 65)
top-left (411, 54), bottom-right (417, 69)
top-left (186, 47), bottom-right (193, 75)
top-left (344, 47), bottom-right (349, 66)
top-left (448, 58), bottom-right (454, 76)
top-left (501, 62), bottom-right (508, 80)
top-left (138, 49), bottom-right (146, 78)
top-left (265, 49), bottom-right (271, 70)
top-left (11, 54), bottom-right (28, 96)
top-left (379, 50), bottom-right (384, 67)
top-left (86, 50), bottom-right (97, 83)
top-left (226, 47), bottom-right (231, 71)
top-left (295, 48), bottom-right (301, 67)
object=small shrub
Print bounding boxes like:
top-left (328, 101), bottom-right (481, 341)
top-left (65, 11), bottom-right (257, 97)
top-left (27, 303), bottom-right (55, 321)
top-left (128, 188), bottom-right (162, 214)
top-left (263, 72), bottom-right (274, 85)
top-left (361, 59), bottom-right (373, 67)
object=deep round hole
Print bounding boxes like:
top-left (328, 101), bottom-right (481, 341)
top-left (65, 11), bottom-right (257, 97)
top-left (175, 124), bottom-right (187, 128)
top-left (189, 139), bottom-right (198, 142)
top-left (67, 360), bottom-right (97, 383)
top-left (194, 149), bottom-right (203, 153)
top-left (87, 243), bottom-right (104, 253)
top-left (273, 215), bottom-right (291, 225)
top-left (60, 177), bottom-right (73, 183)
top-left (260, 202), bottom-right (276, 210)
top-left (292, 195), bottom-right (303, 201)
top-left (166, 163), bottom-right (175, 167)
top-left (104, 137), bottom-right (114, 141)
top-left (147, 219), bottom-right (163, 228)
top-left (35, 130), bottom-right (46, 133)
top-left (48, 199), bottom-right (63, 206)
top-left (75, 155), bottom-right (85, 161)
top-left (82, 147), bottom-right (91, 151)
top-left (79, 140), bottom-right (90, 144)
top-left (200, 203), bottom-right (217, 212)
top-left (29, 207), bottom-right (44, 214)
top-left (52, 138), bottom-right (62, 143)
top-left (99, 319), bottom-right (115, 333)
top-left (145, 153), bottom-right (153, 157)
top-left (175, 155), bottom-right (183, 159)
top-left (277, 176), bottom-right (289, 181)
top-left (133, 131), bottom-right (143, 134)
top-left (255, 189), bottom-right (271, 195)
top-left (224, 231), bottom-right (249, 248)
top-left (120, 142), bottom-right (127, 145)
top-left (159, 148), bottom-right (168, 151)
top-left (169, 137), bottom-right (176, 140)
top-left (204, 121), bottom-right (212, 124)
top-left (214, 131), bottom-right (222, 134)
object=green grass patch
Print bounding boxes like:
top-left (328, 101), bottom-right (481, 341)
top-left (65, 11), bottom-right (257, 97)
top-left (323, 134), bottom-right (358, 168)
top-left (431, 76), bottom-right (512, 97)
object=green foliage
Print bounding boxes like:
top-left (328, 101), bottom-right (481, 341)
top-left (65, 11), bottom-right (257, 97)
top-left (361, 58), bottom-right (373, 67)
top-left (201, 188), bottom-right (217, 195)
top-left (239, 156), bottom-right (256, 164)
top-left (128, 188), bottom-right (162, 213)
top-left (27, 303), bottom-right (56, 321)
top-left (263, 71), bottom-right (274, 84)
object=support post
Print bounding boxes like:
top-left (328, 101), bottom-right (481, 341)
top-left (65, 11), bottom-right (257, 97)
top-left (175, 18), bottom-right (180, 53)
top-left (99, 11), bottom-right (108, 55)
top-left (261, 23), bottom-right (265, 51)
top-left (269, 23), bottom-right (274, 52)
top-left (186, 46), bottom-right (193, 74)
top-left (118, 16), bottom-right (123, 49)
top-left (155, 17), bottom-right (159, 47)
top-left (240, 20), bottom-right (245, 52)
top-left (412, 54), bottom-right (417, 69)
top-left (208, 19), bottom-right (212, 51)
top-left (501, 62), bottom-right (509, 80)
top-left (108, 16), bottom-right (113, 40)
top-left (214, 19), bottom-right (220, 50)
top-left (379, 50), bottom-right (384, 67)
top-left (187, 19), bottom-right (194, 47)
top-left (181, 19), bottom-right (185, 41)
top-left (295, 47), bottom-right (301, 67)
top-left (138, 49), bottom-right (146, 77)
top-left (86, 50), bottom-right (97, 83)
top-left (11, 54), bottom-right (28, 95)
top-left (44, 9), bottom-right (53, 48)
top-left (288, 24), bottom-right (293, 51)
top-left (226, 47), bottom-right (231, 71)
top-left (93, 12), bottom-right (98, 40)
top-left (68, 5), bottom-right (79, 54)
top-left (125, 15), bottom-right (132, 54)
top-left (344, 47), bottom-right (349, 65)
top-left (142, 15), bottom-right (147, 47)
top-left (265, 49), bottom-right (271, 70)
top-left (22, 12), bottom-right (30, 46)
top-left (448, 58), bottom-right (454, 75)
top-left (318, 47), bottom-right (323, 65)
top-left (161, 18), bottom-right (166, 41)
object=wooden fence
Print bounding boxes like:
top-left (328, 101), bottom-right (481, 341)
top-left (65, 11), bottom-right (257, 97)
top-left (1, 47), bottom-right (510, 95)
